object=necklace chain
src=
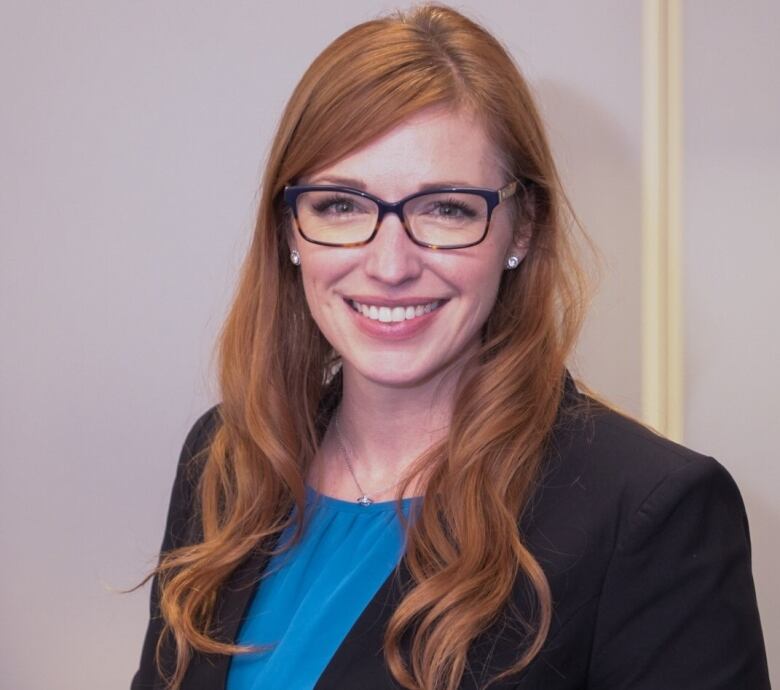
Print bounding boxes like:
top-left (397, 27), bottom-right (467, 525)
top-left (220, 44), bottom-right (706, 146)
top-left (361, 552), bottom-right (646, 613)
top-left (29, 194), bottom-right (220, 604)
top-left (332, 410), bottom-right (407, 506)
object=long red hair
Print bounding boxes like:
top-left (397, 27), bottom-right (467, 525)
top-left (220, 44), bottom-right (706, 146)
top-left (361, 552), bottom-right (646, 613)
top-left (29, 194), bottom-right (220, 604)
top-left (143, 5), bottom-right (597, 689)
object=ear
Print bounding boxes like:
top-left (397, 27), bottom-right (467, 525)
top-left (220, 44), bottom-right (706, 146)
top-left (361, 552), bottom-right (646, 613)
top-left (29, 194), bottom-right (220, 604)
top-left (509, 183), bottom-right (536, 263)
top-left (283, 206), bottom-right (299, 254)
top-left (507, 242), bottom-right (529, 267)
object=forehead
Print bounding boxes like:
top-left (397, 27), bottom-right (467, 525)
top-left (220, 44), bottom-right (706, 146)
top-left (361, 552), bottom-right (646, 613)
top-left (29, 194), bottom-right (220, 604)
top-left (303, 107), bottom-right (505, 195)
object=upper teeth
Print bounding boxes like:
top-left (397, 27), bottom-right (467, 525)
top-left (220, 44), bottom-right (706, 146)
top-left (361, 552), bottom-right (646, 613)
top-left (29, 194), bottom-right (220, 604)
top-left (350, 300), bottom-right (441, 323)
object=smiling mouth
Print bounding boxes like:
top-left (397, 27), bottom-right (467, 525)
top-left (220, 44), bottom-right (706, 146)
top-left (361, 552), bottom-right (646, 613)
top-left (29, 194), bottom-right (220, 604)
top-left (346, 298), bottom-right (446, 323)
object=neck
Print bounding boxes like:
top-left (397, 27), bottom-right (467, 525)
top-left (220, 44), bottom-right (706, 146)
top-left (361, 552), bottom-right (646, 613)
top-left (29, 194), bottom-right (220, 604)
top-left (324, 359), bottom-right (467, 495)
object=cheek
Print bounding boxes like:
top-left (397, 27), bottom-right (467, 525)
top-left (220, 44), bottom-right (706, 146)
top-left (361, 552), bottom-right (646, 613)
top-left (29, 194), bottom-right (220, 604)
top-left (447, 248), bottom-right (505, 305)
top-left (472, 266), bottom-right (503, 317)
top-left (464, 247), bottom-right (507, 319)
top-left (298, 255), bottom-right (350, 318)
top-left (298, 272), bottom-right (341, 349)
top-left (301, 271), bottom-right (331, 317)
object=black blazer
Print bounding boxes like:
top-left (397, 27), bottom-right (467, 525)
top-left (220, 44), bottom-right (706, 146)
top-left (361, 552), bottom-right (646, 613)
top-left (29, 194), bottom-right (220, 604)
top-left (131, 374), bottom-right (771, 689)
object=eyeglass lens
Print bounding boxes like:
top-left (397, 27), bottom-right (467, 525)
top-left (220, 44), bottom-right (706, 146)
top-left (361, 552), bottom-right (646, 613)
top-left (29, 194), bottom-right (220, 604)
top-left (295, 190), bottom-right (489, 247)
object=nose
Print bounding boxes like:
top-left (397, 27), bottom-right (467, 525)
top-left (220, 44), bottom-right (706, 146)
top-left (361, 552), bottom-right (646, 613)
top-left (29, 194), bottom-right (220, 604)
top-left (361, 210), bottom-right (424, 286)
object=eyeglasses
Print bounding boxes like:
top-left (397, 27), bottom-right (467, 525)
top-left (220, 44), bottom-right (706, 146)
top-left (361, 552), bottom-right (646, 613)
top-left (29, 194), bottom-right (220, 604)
top-left (283, 180), bottom-right (522, 250)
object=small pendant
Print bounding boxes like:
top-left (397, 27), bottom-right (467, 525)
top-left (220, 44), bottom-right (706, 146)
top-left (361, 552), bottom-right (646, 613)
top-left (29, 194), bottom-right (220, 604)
top-left (357, 495), bottom-right (374, 506)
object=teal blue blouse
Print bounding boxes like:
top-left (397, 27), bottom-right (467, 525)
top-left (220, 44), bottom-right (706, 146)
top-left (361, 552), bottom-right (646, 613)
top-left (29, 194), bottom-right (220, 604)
top-left (226, 484), bottom-right (421, 690)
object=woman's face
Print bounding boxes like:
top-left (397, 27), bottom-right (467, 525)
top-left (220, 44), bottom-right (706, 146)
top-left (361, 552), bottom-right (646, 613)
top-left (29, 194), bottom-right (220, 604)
top-left (288, 106), bottom-right (527, 391)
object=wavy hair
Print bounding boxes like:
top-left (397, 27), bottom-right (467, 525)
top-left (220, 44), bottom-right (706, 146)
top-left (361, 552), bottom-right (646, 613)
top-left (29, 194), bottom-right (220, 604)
top-left (142, 4), bottom-right (597, 689)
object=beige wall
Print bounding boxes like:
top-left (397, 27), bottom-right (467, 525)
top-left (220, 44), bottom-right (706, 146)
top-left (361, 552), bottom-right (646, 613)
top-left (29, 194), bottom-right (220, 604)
top-left (682, 0), bottom-right (779, 683)
top-left (0, 1), bottom-right (773, 688)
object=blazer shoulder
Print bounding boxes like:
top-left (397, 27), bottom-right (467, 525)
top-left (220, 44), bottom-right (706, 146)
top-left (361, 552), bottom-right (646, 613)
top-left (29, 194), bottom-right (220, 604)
top-left (176, 403), bottom-right (222, 494)
top-left (547, 386), bottom-right (742, 535)
top-left (131, 404), bottom-right (224, 690)
top-left (164, 403), bottom-right (222, 550)
top-left (182, 403), bottom-right (222, 457)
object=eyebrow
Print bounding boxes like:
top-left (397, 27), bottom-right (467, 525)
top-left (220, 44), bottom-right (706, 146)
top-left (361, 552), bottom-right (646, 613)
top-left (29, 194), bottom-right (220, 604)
top-left (304, 175), bottom-right (483, 192)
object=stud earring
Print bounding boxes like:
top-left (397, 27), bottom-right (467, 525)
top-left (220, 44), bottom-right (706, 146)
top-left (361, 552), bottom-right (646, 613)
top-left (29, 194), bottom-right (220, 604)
top-left (290, 249), bottom-right (301, 266)
top-left (505, 255), bottom-right (520, 270)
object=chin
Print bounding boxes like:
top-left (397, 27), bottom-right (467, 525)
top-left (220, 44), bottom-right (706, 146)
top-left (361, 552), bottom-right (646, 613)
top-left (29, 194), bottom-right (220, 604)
top-left (351, 364), bottom-right (432, 389)
top-left (343, 351), bottom-right (459, 390)
top-left (364, 372), bottom-right (433, 389)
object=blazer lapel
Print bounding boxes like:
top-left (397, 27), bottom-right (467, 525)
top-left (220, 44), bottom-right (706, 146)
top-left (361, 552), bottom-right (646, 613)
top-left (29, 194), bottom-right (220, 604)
top-left (180, 524), bottom-right (408, 690)
top-left (314, 555), bottom-right (413, 690)
top-left (180, 534), bottom-right (281, 689)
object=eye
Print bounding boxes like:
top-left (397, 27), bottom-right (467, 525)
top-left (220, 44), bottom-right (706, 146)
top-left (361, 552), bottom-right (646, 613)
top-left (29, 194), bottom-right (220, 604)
top-left (310, 194), bottom-right (371, 216)
top-left (424, 198), bottom-right (479, 219)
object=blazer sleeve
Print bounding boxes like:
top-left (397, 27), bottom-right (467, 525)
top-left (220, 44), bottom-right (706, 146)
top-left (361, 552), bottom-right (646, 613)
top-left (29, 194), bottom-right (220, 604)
top-left (588, 455), bottom-right (771, 689)
top-left (130, 406), bottom-right (220, 690)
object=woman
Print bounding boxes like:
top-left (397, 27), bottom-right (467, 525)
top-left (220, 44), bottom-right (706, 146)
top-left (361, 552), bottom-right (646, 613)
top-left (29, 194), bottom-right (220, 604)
top-left (130, 5), bottom-right (770, 690)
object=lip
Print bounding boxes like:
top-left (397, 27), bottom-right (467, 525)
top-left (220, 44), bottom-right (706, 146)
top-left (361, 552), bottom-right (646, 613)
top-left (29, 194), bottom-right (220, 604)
top-left (343, 296), bottom-right (447, 341)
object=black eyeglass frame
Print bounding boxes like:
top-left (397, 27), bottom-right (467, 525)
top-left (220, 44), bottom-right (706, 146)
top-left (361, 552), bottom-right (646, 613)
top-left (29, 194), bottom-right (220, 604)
top-left (283, 180), bottom-right (522, 250)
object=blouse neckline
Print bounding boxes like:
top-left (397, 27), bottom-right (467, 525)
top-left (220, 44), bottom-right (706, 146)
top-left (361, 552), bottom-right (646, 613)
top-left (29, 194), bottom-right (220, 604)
top-left (304, 483), bottom-right (422, 514)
